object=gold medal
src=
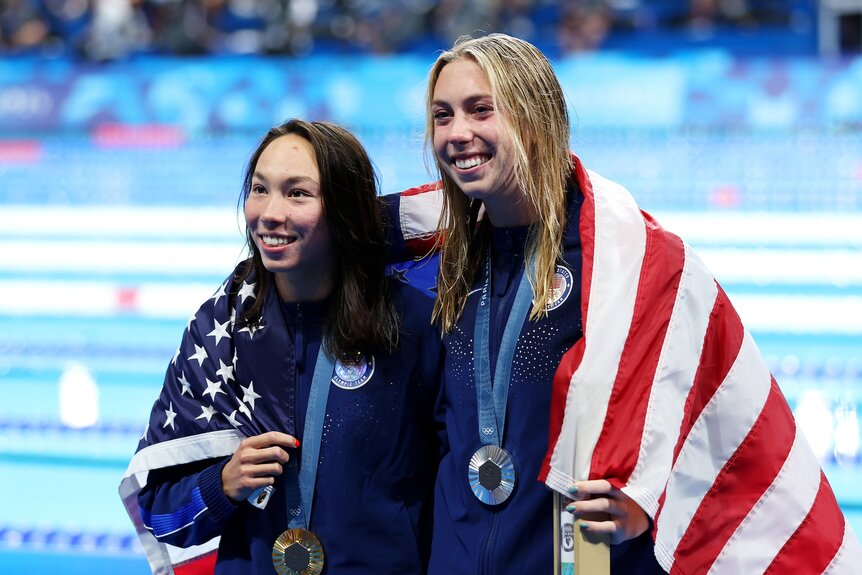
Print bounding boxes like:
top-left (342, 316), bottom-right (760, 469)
top-left (272, 528), bottom-right (324, 575)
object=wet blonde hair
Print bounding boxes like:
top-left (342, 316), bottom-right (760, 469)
top-left (426, 33), bottom-right (572, 333)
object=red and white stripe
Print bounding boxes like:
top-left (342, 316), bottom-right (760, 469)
top-left (540, 159), bottom-right (861, 573)
top-left (397, 182), bottom-right (445, 256)
top-left (120, 429), bottom-right (245, 575)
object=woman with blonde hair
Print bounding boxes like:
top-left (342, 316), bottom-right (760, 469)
top-left (422, 33), bottom-right (657, 574)
top-left (389, 32), bottom-right (860, 574)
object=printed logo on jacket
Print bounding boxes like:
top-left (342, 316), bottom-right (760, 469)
top-left (543, 265), bottom-right (574, 311)
top-left (332, 353), bottom-right (375, 390)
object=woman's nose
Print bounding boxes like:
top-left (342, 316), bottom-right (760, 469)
top-left (448, 112), bottom-right (472, 144)
top-left (259, 195), bottom-right (287, 225)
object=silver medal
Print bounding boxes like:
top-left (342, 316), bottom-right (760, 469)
top-left (468, 444), bottom-right (516, 505)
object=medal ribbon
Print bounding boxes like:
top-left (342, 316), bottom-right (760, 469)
top-left (473, 249), bottom-right (534, 446)
top-left (284, 344), bottom-right (335, 530)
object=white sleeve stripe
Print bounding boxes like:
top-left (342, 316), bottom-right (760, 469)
top-left (145, 506), bottom-right (210, 539)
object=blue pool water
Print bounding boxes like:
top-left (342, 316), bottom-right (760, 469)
top-left (1, 127), bottom-right (860, 573)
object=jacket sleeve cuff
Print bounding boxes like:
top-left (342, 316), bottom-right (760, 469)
top-left (198, 458), bottom-right (237, 524)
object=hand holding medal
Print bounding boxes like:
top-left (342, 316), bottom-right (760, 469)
top-left (221, 350), bottom-right (335, 575)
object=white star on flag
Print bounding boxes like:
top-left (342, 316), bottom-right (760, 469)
top-left (229, 308), bottom-right (236, 329)
top-left (172, 348), bottom-right (180, 366)
top-left (225, 410), bottom-right (243, 428)
top-left (196, 405), bottom-right (217, 423)
top-left (207, 318), bottom-right (231, 346)
top-left (241, 381), bottom-right (262, 410)
top-left (141, 424), bottom-right (149, 441)
top-left (216, 359), bottom-right (235, 384)
top-left (239, 321), bottom-right (264, 339)
top-left (210, 282), bottom-right (227, 305)
top-left (163, 402), bottom-right (177, 430)
top-left (238, 401), bottom-right (251, 419)
top-left (178, 372), bottom-right (194, 397)
top-left (203, 378), bottom-right (226, 401)
top-left (238, 281), bottom-right (256, 303)
top-left (186, 314), bottom-right (196, 332)
top-left (188, 344), bottom-right (208, 367)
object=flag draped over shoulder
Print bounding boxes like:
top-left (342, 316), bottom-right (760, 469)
top-left (393, 158), bottom-right (862, 574)
top-left (539, 160), bottom-right (862, 573)
top-left (119, 265), bottom-right (291, 575)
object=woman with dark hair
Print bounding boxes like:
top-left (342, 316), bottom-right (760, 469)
top-left (120, 119), bottom-right (442, 575)
top-left (234, 120), bottom-right (399, 357)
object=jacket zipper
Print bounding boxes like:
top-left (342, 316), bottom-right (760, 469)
top-left (480, 511), bottom-right (502, 575)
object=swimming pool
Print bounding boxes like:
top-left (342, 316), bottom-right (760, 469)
top-left (1, 129), bottom-right (859, 573)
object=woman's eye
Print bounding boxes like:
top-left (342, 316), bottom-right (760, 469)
top-left (251, 184), bottom-right (266, 195)
top-left (432, 109), bottom-right (450, 121)
top-left (475, 104), bottom-right (493, 114)
top-left (287, 189), bottom-right (306, 198)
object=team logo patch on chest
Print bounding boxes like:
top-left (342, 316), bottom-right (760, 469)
top-left (543, 265), bottom-right (573, 311)
top-left (331, 353), bottom-right (375, 390)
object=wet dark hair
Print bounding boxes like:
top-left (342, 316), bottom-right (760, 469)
top-left (235, 119), bottom-right (398, 358)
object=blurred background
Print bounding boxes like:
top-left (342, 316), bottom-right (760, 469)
top-left (0, 0), bottom-right (861, 573)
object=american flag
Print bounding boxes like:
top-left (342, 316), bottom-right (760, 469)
top-left (393, 158), bottom-right (862, 573)
top-left (120, 267), bottom-right (287, 575)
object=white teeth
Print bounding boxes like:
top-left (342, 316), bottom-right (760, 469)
top-left (454, 156), bottom-right (489, 169)
top-left (261, 236), bottom-right (290, 246)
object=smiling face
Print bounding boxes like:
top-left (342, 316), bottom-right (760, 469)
top-left (431, 58), bottom-right (520, 217)
top-left (244, 133), bottom-right (334, 302)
